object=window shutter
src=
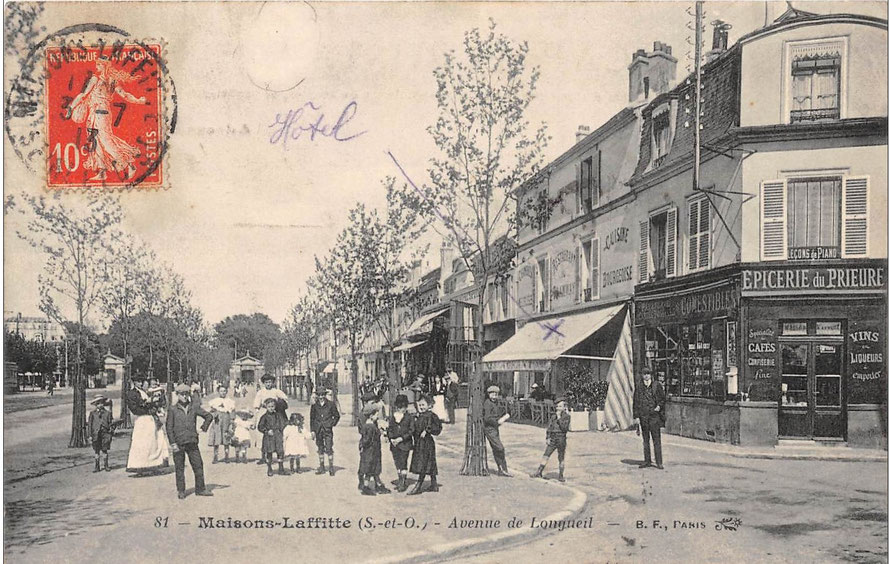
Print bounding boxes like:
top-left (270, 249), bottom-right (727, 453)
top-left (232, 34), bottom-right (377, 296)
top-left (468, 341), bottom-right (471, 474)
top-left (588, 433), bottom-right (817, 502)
top-left (591, 238), bottom-right (600, 300)
top-left (592, 150), bottom-right (601, 209)
top-left (574, 245), bottom-right (581, 303)
top-left (574, 163), bottom-right (581, 215)
top-left (760, 179), bottom-right (788, 261)
top-left (842, 176), bottom-right (869, 257)
top-left (699, 198), bottom-right (711, 269)
top-left (666, 207), bottom-right (678, 278)
top-left (639, 220), bottom-right (649, 283)
top-left (688, 199), bottom-right (700, 271)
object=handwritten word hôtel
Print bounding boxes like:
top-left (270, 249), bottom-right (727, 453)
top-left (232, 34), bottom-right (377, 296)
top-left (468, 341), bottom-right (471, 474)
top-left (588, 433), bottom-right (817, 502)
top-left (268, 101), bottom-right (367, 149)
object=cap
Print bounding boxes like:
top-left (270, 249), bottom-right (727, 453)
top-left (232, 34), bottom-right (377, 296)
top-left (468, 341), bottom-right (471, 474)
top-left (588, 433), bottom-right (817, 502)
top-left (361, 404), bottom-right (379, 417)
top-left (531, 383), bottom-right (539, 389)
top-left (487, 385), bottom-right (500, 394)
top-left (263, 397), bottom-right (277, 407)
top-left (174, 383), bottom-right (191, 394)
top-left (260, 374), bottom-right (275, 382)
top-left (90, 395), bottom-right (107, 405)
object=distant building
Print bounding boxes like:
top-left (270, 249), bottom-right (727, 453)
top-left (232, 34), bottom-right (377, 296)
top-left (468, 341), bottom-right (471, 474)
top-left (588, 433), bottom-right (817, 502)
top-left (4, 312), bottom-right (67, 343)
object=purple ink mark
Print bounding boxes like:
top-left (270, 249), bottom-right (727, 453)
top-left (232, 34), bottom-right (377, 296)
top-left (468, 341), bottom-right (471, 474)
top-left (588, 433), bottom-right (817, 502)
top-left (269, 100), bottom-right (366, 149)
top-left (541, 319), bottom-right (565, 340)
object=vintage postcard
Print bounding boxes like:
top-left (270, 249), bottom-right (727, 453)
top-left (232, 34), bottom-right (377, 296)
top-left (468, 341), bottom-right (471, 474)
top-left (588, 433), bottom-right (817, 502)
top-left (3, 1), bottom-right (887, 562)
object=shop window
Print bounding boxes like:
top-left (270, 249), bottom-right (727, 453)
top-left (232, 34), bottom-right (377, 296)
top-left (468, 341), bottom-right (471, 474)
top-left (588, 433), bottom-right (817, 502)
top-left (791, 55), bottom-right (840, 123)
top-left (760, 176), bottom-right (869, 261)
top-left (781, 343), bottom-right (808, 407)
top-left (645, 321), bottom-right (723, 399)
top-left (687, 196), bottom-right (711, 272)
top-left (639, 207), bottom-right (677, 282)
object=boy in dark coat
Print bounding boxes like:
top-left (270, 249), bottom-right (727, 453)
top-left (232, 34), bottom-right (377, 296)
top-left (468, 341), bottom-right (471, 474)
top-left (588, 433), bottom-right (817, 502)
top-left (387, 394), bottom-right (414, 492)
top-left (482, 385), bottom-right (512, 477)
top-left (166, 383), bottom-right (215, 499)
top-left (310, 388), bottom-right (340, 476)
top-left (530, 398), bottom-right (571, 482)
top-left (408, 394), bottom-right (442, 495)
top-left (258, 398), bottom-right (286, 476)
top-left (358, 404), bottom-right (389, 495)
top-left (88, 396), bottom-right (116, 472)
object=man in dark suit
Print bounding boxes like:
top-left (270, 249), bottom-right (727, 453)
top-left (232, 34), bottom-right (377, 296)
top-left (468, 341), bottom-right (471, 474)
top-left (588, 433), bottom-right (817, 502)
top-left (310, 388), bottom-right (340, 476)
top-left (166, 383), bottom-right (215, 499)
top-left (633, 366), bottom-right (666, 470)
top-left (444, 372), bottom-right (459, 424)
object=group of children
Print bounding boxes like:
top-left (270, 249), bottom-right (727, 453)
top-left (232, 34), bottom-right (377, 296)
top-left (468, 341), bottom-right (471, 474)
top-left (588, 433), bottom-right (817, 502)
top-left (357, 392), bottom-right (443, 496)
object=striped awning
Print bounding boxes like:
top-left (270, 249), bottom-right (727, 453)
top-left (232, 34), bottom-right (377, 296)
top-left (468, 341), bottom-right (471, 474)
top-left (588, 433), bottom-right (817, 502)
top-left (603, 310), bottom-right (635, 431)
top-left (404, 305), bottom-right (450, 337)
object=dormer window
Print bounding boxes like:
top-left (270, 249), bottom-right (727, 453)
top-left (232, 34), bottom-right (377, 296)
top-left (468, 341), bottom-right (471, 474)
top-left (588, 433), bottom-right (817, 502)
top-left (791, 55), bottom-right (840, 122)
top-left (649, 101), bottom-right (676, 169)
top-left (784, 37), bottom-right (847, 124)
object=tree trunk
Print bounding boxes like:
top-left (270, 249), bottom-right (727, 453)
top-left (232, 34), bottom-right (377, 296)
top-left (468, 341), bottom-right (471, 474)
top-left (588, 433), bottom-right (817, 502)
top-left (119, 337), bottom-right (131, 428)
top-left (69, 317), bottom-right (89, 448)
top-left (350, 339), bottom-right (360, 427)
top-left (460, 295), bottom-right (489, 475)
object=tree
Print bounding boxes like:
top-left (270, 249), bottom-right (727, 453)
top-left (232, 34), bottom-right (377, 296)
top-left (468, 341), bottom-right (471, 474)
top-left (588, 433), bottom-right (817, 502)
top-left (212, 313), bottom-right (282, 363)
top-left (15, 192), bottom-right (122, 447)
top-left (284, 292), bottom-right (324, 394)
top-left (391, 20), bottom-right (549, 475)
top-left (99, 235), bottom-right (153, 427)
top-left (313, 185), bottom-right (422, 425)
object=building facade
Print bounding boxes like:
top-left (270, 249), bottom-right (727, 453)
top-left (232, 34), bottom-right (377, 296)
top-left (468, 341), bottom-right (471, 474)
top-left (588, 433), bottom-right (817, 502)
top-left (629, 8), bottom-right (887, 447)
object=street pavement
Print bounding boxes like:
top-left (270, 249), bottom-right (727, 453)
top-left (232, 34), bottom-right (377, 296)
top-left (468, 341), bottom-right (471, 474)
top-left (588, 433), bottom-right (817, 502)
top-left (433, 411), bottom-right (889, 564)
top-left (3, 390), bottom-right (573, 564)
top-left (4, 390), bottom-right (887, 563)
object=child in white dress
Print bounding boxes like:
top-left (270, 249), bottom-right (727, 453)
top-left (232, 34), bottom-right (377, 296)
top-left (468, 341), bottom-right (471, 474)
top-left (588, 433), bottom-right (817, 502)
top-left (232, 410), bottom-right (254, 463)
top-left (283, 413), bottom-right (311, 474)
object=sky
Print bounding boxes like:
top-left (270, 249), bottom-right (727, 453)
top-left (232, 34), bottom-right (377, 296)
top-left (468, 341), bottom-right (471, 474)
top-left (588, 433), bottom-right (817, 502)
top-left (3, 1), bottom-right (886, 328)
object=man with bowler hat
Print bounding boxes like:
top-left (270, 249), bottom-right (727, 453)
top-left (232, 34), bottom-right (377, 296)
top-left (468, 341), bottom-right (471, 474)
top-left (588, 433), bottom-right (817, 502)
top-left (633, 366), bottom-right (666, 470)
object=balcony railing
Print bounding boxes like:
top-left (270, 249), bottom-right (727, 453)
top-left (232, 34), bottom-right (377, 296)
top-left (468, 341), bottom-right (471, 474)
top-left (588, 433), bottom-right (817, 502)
top-left (790, 107), bottom-right (840, 123)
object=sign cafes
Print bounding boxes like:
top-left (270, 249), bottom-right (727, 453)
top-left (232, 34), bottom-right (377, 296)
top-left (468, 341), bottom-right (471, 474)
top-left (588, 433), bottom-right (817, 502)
top-left (637, 285), bottom-right (738, 323)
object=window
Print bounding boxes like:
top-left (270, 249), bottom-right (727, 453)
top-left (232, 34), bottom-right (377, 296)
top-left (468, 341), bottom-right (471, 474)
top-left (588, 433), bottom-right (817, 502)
top-left (500, 277), bottom-right (510, 318)
top-left (688, 196), bottom-right (711, 272)
top-left (639, 207), bottom-right (677, 283)
top-left (760, 176), bottom-right (868, 261)
top-left (784, 38), bottom-right (846, 124)
top-left (536, 189), bottom-right (549, 235)
top-left (577, 152), bottom-right (600, 214)
top-left (535, 256), bottom-right (550, 312)
top-left (791, 55), bottom-right (840, 122)
top-left (652, 112), bottom-right (671, 167)
top-left (645, 321), bottom-right (724, 399)
top-left (788, 177), bottom-right (840, 252)
top-left (578, 238), bottom-right (600, 302)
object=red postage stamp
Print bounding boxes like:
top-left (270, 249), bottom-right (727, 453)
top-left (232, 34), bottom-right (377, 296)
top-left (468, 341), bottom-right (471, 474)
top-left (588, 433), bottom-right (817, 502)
top-left (44, 43), bottom-right (164, 189)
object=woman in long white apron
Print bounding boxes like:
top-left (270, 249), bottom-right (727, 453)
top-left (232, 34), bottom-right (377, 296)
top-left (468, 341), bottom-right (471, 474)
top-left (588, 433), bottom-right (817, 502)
top-left (126, 376), bottom-right (169, 473)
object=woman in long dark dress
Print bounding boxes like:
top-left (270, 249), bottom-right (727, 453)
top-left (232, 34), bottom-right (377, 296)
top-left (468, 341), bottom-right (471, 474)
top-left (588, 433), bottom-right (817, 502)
top-left (408, 394), bottom-right (442, 495)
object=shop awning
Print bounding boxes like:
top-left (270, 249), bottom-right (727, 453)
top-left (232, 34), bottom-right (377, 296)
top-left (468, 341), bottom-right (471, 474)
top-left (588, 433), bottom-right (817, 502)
top-left (482, 304), bottom-right (624, 372)
top-left (404, 305), bottom-right (450, 337)
top-left (393, 340), bottom-right (427, 352)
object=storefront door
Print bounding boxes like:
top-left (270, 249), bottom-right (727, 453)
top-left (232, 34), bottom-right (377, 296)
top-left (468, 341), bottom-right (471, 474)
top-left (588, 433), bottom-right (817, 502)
top-left (779, 340), bottom-right (844, 439)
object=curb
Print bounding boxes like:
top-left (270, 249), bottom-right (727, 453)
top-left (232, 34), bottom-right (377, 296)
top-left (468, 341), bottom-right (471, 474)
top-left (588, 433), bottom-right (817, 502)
top-left (368, 441), bottom-right (589, 564)
top-left (612, 429), bottom-right (887, 462)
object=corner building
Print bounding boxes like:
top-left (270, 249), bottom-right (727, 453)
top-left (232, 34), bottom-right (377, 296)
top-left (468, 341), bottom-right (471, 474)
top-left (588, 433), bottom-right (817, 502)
top-left (629, 9), bottom-right (887, 448)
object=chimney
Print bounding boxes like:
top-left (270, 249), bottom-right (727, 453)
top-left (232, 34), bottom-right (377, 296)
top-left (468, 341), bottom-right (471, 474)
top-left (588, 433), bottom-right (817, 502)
top-left (628, 41), bottom-right (677, 103)
top-left (705, 20), bottom-right (732, 63)
top-left (439, 241), bottom-right (455, 281)
top-left (575, 125), bottom-right (591, 143)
